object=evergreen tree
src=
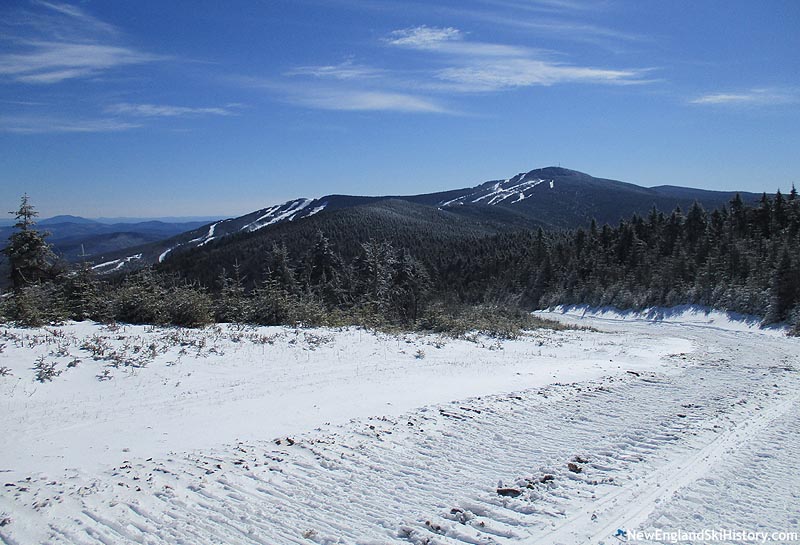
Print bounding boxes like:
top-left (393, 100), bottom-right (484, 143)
top-left (765, 249), bottom-right (797, 324)
top-left (306, 231), bottom-right (344, 305)
top-left (264, 242), bottom-right (297, 293)
top-left (354, 240), bottom-right (398, 312)
top-left (111, 269), bottom-right (167, 324)
top-left (62, 251), bottom-right (103, 321)
top-left (4, 195), bottom-right (55, 289)
top-left (166, 282), bottom-right (213, 327)
top-left (684, 201), bottom-right (707, 247)
top-left (393, 249), bottom-right (431, 322)
top-left (216, 261), bottom-right (247, 323)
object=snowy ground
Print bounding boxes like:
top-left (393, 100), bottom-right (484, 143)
top-left (0, 311), bottom-right (798, 544)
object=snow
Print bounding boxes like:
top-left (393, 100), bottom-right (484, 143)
top-left (546, 304), bottom-right (786, 336)
top-left (0, 324), bottom-right (677, 479)
top-left (90, 254), bottom-right (142, 271)
top-left (1, 313), bottom-right (798, 544)
top-left (440, 177), bottom-right (551, 207)
top-left (439, 196), bottom-right (463, 207)
top-left (472, 179), bottom-right (546, 205)
top-left (157, 204), bottom-right (318, 266)
top-left (157, 247), bottom-right (173, 263)
top-left (305, 203), bottom-right (327, 217)
top-left (187, 221), bottom-right (221, 247)
top-left (158, 222), bottom-right (223, 264)
top-left (242, 199), bottom-right (311, 232)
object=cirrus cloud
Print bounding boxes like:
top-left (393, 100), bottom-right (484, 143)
top-left (690, 88), bottom-right (798, 107)
top-left (268, 24), bottom-right (651, 115)
top-left (106, 103), bottom-right (239, 118)
top-left (292, 89), bottom-right (449, 113)
top-left (0, 2), bottom-right (165, 85)
top-left (386, 25), bottom-right (650, 91)
top-left (0, 114), bottom-right (141, 134)
top-left (386, 26), bottom-right (463, 49)
top-left (0, 41), bottom-right (163, 84)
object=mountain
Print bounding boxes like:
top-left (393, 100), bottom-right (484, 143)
top-left (405, 167), bottom-right (755, 228)
top-left (38, 215), bottom-right (99, 226)
top-left (88, 167), bottom-right (760, 278)
top-left (93, 216), bottom-right (227, 224)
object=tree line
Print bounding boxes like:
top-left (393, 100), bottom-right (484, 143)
top-left (2, 190), bottom-right (799, 335)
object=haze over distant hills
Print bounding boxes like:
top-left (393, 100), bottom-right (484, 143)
top-left (0, 217), bottom-right (220, 262)
top-left (0, 216), bottom-right (225, 228)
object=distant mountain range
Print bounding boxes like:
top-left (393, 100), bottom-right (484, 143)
top-left (0, 217), bottom-right (217, 262)
top-left (84, 167), bottom-right (760, 276)
top-left (0, 215), bottom-right (224, 227)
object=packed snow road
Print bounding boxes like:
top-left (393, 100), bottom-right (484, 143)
top-left (0, 310), bottom-right (798, 545)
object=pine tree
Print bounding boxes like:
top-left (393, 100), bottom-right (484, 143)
top-left (62, 247), bottom-right (102, 321)
top-left (265, 242), bottom-right (297, 293)
top-left (306, 231), bottom-right (344, 305)
top-left (684, 201), bottom-right (707, 247)
top-left (355, 240), bottom-right (397, 312)
top-left (393, 249), bottom-right (431, 322)
top-left (5, 195), bottom-right (55, 290)
top-left (765, 249), bottom-right (797, 324)
top-left (217, 261), bottom-right (247, 323)
top-left (249, 273), bottom-right (296, 325)
top-left (111, 269), bottom-right (167, 324)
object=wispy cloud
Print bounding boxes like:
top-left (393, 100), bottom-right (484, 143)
top-left (475, 0), bottom-right (608, 13)
top-left (285, 60), bottom-right (385, 80)
top-left (263, 24), bottom-right (648, 115)
top-left (437, 59), bottom-right (645, 91)
top-left (387, 25), bottom-right (529, 57)
top-left (386, 25), bottom-right (648, 91)
top-left (422, 2), bottom-right (641, 49)
top-left (0, 2), bottom-right (163, 84)
top-left (0, 41), bottom-right (163, 84)
top-left (291, 89), bottom-right (450, 113)
top-left (256, 59), bottom-right (452, 114)
top-left (387, 26), bottom-right (463, 49)
top-left (0, 115), bottom-right (141, 134)
top-left (690, 88), bottom-right (798, 106)
top-left (474, 15), bottom-right (641, 43)
top-left (246, 76), bottom-right (451, 113)
top-left (106, 103), bottom-right (239, 117)
top-left (33, 1), bottom-right (118, 35)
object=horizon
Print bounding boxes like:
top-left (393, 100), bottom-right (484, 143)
top-left (1, 1), bottom-right (798, 218)
top-left (4, 163), bottom-right (789, 223)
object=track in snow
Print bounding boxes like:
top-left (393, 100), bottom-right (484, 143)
top-left (1, 317), bottom-right (798, 545)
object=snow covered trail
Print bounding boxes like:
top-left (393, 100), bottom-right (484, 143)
top-left (1, 317), bottom-right (798, 544)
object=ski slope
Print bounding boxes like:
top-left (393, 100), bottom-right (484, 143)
top-left (0, 314), bottom-right (798, 544)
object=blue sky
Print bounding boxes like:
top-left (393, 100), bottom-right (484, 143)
top-left (1, 0), bottom-right (798, 218)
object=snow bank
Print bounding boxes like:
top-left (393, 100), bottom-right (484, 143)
top-left (541, 304), bottom-right (787, 336)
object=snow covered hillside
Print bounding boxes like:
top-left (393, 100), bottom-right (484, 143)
top-left (439, 173), bottom-right (554, 207)
top-left (0, 315), bottom-right (798, 544)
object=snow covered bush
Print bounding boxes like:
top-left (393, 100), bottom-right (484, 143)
top-left (7, 283), bottom-right (65, 327)
top-left (33, 355), bottom-right (60, 382)
top-left (164, 284), bottom-right (213, 327)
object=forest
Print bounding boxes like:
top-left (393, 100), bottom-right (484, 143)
top-left (2, 189), bottom-right (799, 335)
